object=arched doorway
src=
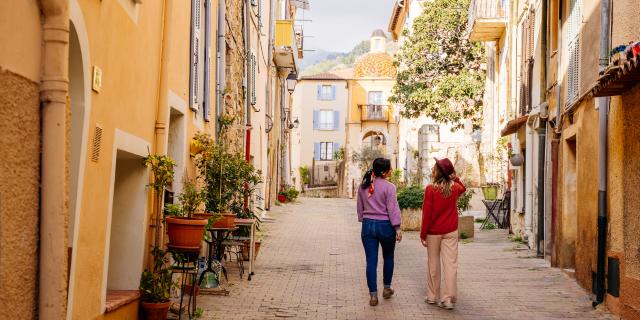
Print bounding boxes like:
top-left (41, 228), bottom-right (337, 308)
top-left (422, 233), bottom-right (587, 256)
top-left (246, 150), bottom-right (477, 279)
top-left (362, 131), bottom-right (387, 151)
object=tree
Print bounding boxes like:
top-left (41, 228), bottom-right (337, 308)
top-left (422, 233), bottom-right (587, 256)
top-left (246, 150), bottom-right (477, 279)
top-left (390, 0), bottom-right (485, 130)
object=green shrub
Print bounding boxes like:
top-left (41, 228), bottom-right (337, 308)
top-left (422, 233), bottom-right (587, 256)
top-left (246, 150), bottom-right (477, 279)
top-left (459, 232), bottom-right (469, 239)
top-left (397, 186), bottom-right (424, 210)
top-left (484, 223), bottom-right (496, 230)
top-left (456, 188), bottom-right (475, 214)
top-left (474, 217), bottom-right (485, 223)
top-left (389, 169), bottom-right (404, 187)
top-left (298, 166), bottom-right (310, 185)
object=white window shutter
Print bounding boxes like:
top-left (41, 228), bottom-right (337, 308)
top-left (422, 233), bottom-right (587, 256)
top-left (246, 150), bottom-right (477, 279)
top-left (251, 52), bottom-right (257, 105)
top-left (189, 0), bottom-right (202, 111)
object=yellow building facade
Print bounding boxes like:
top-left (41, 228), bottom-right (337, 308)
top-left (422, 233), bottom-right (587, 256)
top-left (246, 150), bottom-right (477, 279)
top-left (0, 0), bottom-right (305, 319)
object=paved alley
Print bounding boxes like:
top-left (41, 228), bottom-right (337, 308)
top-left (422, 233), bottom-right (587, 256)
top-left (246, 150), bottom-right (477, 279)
top-left (199, 198), bottom-right (615, 320)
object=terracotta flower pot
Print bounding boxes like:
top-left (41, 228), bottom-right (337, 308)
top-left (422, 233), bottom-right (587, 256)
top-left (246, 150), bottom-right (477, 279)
top-left (241, 240), bottom-right (261, 261)
top-left (141, 301), bottom-right (171, 320)
top-left (166, 217), bottom-right (208, 248)
top-left (212, 213), bottom-right (236, 229)
top-left (183, 284), bottom-right (200, 296)
top-left (277, 194), bottom-right (287, 203)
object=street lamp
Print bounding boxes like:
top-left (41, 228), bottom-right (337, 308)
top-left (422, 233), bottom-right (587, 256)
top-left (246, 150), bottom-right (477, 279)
top-left (286, 71), bottom-right (298, 94)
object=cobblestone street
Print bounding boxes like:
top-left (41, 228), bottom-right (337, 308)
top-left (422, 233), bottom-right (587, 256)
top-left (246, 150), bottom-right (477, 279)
top-left (199, 198), bottom-right (615, 320)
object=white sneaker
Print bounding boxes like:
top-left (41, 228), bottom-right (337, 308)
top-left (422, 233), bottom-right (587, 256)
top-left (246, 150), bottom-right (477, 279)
top-left (438, 301), bottom-right (454, 310)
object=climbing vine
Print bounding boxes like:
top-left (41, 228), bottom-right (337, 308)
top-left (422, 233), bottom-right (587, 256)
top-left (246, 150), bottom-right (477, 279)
top-left (390, 0), bottom-right (485, 130)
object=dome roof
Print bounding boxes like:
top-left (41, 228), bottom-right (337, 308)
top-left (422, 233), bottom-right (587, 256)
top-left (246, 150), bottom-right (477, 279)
top-left (353, 52), bottom-right (396, 78)
top-left (371, 29), bottom-right (386, 38)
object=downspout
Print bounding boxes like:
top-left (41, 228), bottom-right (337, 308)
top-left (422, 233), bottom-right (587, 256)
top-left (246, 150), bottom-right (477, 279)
top-left (537, 0), bottom-right (548, 257)
top-left (152, 0), bottom-right (172, 249)
top-left (204, 0), bottom-right (212, 122)
top-left (216, 0), bottom-right (226, 139)
top-left (39, 0), bottom-right (69, 319)
top-left (265, 0), bottom-right (275, 209)
top-left (594, 0), bottom-right (611, 307)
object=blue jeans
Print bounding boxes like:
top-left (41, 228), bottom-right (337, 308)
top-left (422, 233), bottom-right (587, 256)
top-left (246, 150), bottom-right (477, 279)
top-left (361, 218), bottom-right (396, 294)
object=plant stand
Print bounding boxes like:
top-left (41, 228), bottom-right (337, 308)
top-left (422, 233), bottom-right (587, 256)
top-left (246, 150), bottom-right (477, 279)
top-left (168, 245), bottom-right (200, 320)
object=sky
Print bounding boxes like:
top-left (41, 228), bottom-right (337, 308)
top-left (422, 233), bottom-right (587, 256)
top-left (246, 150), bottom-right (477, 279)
top-left (298, 0), bottom-right (398, 53)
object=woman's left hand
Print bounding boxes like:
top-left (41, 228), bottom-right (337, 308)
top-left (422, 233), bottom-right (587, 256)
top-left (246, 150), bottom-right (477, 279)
top-left (396, 231), bottom-right (402, 243)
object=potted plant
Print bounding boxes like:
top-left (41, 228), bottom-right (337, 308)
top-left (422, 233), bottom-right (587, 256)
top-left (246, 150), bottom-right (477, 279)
top-left (457, 187), bottom-right (476, 238)
top-left (143, 153), bottom-right (176, 248)
top-left (481, 183), bottom-right (499, 200)
top-left (397, 185), bottom-right (423, 231)
top-left (165, 177), bottom-right (208, 248)
top-left (277, 192), bottom-right (287, 203)
top-left (139, 247), bottom-right (174, 320)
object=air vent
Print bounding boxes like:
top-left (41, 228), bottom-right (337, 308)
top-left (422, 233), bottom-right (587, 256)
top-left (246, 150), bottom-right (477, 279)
top-left (91, 125), bottom-right (103, 162)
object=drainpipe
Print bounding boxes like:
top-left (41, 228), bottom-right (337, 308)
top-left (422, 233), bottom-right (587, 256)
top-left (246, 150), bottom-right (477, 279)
top-left (265, 0), bottom-right (275, 209)
top-left (39, 1), bottom-right (69, 319)
top-left (245, 0), bottom-right (252, 161)
top-left (594, 0), bottom-right (611, 307)
top-left (151, 0), bottom-right (172, 250)
top-left (204, 0), bottom-right (212, 122)
top-left (216, 0), bottom-right (226, 139)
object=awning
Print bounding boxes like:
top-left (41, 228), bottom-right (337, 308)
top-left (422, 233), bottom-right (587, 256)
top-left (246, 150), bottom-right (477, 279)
top-left (500, 115), bottom-right (529, 137)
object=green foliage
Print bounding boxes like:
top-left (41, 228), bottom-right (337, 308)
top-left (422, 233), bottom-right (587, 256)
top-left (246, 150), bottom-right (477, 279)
top-left (298, 166), bottom-right (310, 185)
top-left (456, 189), bottom-right (475, 214)
top-left (475, 217), bottom-right (485, 223)
top-left (142, 154), bottom-right (176, 192)
top-left (397, 186), bottom-right (424, 210)
top-left (351, 146), bottom-right (388, 172)
top-left (388, 169), bottom-right (404, 187)
top-left (192, 132), bottom-right (262, 216)
top-left (334, 147), bottom-right (345, 162)
top-left (163, 203), bottom-right (182, 217)
top-left (177, 177), bottom-right (203, 218)
top-left (390, 0), bottom-right (485, 130)
top-left (280, 186), bottom-right (299, 202)
top-left (484, 223), bottom-right (496, 230)
top-left (139, 247), bottom-right (174, 303)
top-left (459, 232), bottom-right (469, 239)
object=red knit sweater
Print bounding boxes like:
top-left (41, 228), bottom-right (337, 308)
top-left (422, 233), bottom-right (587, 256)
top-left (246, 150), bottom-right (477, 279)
top-left (420, 177), bottom-right (466, 240)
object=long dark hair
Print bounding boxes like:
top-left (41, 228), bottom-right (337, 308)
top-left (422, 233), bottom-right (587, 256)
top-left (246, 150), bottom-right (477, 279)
top-left (361, 158), bottom-right (391, 189)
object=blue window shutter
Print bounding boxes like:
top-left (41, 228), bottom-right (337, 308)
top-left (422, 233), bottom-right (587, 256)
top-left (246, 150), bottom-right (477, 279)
top-left (333, 142), bottom-right (340, 156)
top-left (313, 110), bottom-right (319, 129)
top-left (330, 85), bottom-right (336, 100)
top-left (317, 85), bottom-right (322, 100)
top-left (333, 111), bottom-right (340, 130)
top-left (314, 143), bottom-right (321, 161)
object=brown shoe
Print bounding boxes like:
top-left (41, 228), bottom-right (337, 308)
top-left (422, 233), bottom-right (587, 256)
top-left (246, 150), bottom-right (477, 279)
top-left (369, 294), bottom-right (379, 306)
top-left (383, 287), bottom-right (394, 299)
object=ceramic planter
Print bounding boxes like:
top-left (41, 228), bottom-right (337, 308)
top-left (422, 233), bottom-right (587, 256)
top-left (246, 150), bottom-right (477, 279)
top-left (241, 240), bottom-right (261, 261)
top-left (212, 213), bottom-right (236, 229)
top-left (481, 185), bottom-right (498, 200)
top-left (458, 215), bottom-right (475, 239)
top-left (140, 301), bottom-right (171, 320)
top-left (277, 194), bottom-right (287, 203)
top-left (166, 217), bottom-right (208, 248)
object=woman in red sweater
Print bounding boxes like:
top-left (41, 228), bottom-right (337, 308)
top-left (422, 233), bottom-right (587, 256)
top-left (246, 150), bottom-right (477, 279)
top-left (420, 158), bottom-right (466, 310)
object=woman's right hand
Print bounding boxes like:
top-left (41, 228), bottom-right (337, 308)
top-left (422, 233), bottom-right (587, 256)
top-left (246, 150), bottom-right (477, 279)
top-left (421, 238), bottom-right (428, 247)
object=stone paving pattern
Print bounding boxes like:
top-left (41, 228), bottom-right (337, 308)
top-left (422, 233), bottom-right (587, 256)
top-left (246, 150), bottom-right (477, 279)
top-left (200, 198), bottom-right (616, 320)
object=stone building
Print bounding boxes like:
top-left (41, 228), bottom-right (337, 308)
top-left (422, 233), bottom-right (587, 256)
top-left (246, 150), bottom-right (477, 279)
top-left (0, 0), bottom-right (306, 319)
top-left (470, 0), bottom-right (640, 316)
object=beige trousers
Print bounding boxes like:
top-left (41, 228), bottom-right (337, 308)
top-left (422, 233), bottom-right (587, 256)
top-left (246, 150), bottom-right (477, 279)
top-left (426, 230), bottom-right (458, 303)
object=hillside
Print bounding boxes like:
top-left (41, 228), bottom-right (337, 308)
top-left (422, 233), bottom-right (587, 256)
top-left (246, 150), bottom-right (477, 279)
top-left (300, 36), bottom-right (397, 76)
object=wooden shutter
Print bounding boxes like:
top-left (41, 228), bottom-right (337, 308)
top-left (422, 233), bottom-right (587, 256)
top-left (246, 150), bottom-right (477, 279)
top-left (333, 142), bottom-right (341, 157)
top-left (313, 110), bottom-right (319, 129)
top-left (333, 111), bottom-right (340, 130)
top-left (189, 0), bottom-right (202, 111)
top-left (316, 85), bottom-right (322, 100)
top-left (330, 85), bottom-right (336, 100)
top-left (567, 0), bottom-right (581, 102)
top-left (519, 16), bottom-right (528, 115)
top-left (314, 143), bottom-right (321, 160)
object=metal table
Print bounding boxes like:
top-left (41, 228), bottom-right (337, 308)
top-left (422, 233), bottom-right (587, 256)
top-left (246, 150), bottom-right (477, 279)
top-left (481, 199), bottom-right (503, 229)
top-left (199, 227), bottom-right (237, 285)
top-left (234, 218), bottom-right (257, 280)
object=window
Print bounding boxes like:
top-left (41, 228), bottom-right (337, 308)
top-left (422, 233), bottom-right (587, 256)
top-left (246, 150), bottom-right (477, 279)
top-left (318, 110), bottom-right (334, 129)
top-left (566, 0), bottom-right (581, 103)
top-left (424, 124), bottom-right (440, 142)
top-left (317, 85), bottom-right (336, 100)
top-left (368, 91), bottom-right (383, 105)
top-left (319, 142), bottom-right (334, 160)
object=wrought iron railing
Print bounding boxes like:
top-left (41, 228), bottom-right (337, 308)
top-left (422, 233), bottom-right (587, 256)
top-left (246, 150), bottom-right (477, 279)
top-left (359, 104), bottom-right (389, 121)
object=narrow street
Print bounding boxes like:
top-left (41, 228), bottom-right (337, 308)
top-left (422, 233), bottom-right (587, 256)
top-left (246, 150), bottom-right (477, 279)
top-left (200, 198), bottom-right (614, 320)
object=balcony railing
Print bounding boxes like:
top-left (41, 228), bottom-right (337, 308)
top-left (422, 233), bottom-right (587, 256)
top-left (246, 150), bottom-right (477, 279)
top-left (359, 105), bottom-right (389, 122)
top-left (467, 0), bottom-right (507, 42)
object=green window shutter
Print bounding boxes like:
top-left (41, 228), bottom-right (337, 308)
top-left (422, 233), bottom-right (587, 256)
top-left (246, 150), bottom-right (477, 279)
top-left (251, 52), bottom-right (257, 105)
